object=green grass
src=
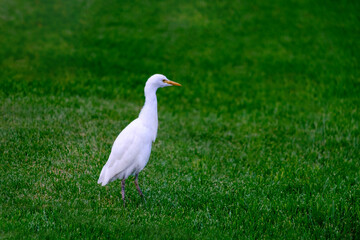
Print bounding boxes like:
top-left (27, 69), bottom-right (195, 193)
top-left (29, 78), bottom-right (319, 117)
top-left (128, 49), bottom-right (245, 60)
top-left (1, 0), bottom-right (359, 239)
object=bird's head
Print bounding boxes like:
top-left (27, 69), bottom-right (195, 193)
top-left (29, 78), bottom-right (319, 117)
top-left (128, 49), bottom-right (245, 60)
top-left (146, 74), bottom-right (181, 89)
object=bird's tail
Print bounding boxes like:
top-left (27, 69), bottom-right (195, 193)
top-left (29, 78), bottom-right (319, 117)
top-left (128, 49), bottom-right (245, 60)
top-left (97, 167), bottom-right (108, 186)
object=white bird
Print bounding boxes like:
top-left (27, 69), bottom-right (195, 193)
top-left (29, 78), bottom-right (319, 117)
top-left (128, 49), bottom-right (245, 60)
top-left (98, 74), bottom-right (181, 204)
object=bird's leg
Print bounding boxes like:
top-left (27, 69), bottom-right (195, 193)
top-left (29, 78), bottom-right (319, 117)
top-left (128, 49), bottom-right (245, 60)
top-left (134, 174), bottom-right (144, 197)
top-left (121, 179), bottom-right (126, 205)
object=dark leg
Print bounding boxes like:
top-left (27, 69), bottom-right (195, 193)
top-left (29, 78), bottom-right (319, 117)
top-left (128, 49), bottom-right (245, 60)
top-left (134, 174), bottom-right (144, 197)
top-left (121, 179), bottom-right (126, 205)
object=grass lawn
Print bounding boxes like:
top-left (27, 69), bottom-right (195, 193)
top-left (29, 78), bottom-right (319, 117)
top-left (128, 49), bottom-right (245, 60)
top-left (1, 0), bottom-right (359, 239)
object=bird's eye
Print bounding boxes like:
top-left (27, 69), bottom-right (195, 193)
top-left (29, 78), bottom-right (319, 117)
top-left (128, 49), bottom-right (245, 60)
top-left (162, 79), bottom-right (166, 83)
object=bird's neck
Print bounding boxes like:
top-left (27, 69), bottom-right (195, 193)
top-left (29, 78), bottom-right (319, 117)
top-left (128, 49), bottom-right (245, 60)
top-left (139, 85), bottom-right (158, 140)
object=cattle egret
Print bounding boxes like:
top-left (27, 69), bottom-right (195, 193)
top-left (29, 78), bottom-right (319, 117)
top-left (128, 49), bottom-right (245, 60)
top-left (97, 74), bottom-right (181, 204)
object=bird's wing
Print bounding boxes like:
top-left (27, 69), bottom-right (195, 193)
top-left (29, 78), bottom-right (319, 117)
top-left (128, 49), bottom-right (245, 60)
top-left (98, 119), bottom-right (150, 183)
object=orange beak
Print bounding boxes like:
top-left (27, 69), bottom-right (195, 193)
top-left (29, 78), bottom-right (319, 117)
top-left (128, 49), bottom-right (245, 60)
top-left (163, 80), bottom-right (182, 86)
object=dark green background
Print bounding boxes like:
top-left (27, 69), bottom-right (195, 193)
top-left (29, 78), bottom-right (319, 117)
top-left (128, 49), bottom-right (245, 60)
top-left (1, 0), bottom-right (359, 239)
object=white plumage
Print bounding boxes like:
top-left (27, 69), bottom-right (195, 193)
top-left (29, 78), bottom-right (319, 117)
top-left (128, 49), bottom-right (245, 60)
top-left (97, 74), bottom-right (181, 203)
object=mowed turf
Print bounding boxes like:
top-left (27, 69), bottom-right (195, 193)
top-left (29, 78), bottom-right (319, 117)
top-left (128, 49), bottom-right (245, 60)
top-left (1, 0), bottom-right (359, 239)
